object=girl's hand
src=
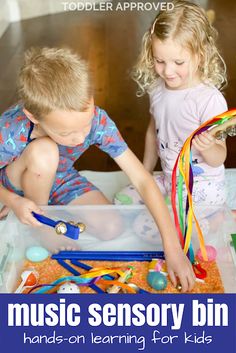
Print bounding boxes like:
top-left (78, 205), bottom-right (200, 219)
top-left (9, 195), bottom-right (44, 227)
top-left (164, 246), bottom-right (196, 292)
top-left (192, 131), bottom-right (216, 152)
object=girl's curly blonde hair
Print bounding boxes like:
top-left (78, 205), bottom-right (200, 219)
top-left (132, 0), bottom-right (227, 96)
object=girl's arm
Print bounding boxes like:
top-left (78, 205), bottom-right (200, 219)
top-left (192, 131), bottom-right (227, 167)
top-left (115, 148), bottom-right (196, 292)
top-left (192, 91), bottom-right (228, 167)
top-left (143, 115), bottom-right (159, 172)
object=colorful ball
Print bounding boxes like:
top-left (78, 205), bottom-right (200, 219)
top-left (196, 245), bottom-right (217, 262)
top-left (57, 282), bottom-right (80, 294)
top-left (147, 271), bottom-right (167, 290)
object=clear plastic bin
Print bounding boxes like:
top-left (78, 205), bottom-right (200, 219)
top-left (0, 204), bottom-right (235, 293)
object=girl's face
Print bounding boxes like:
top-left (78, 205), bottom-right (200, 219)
top-left (152, 36), bottom-right (200, 90)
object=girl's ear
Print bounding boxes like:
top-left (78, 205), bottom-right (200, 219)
top-left (23, 108), bottom-right (39, 124)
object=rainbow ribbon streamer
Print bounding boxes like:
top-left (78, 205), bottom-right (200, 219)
top-left (171, 109), bottom-right (236, 262)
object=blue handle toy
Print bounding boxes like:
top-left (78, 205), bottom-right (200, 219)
top-left (32, 212), bottom-right (85, 240)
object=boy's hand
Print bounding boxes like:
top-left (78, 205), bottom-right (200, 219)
top-left (0, 205), bottom-right (10, 220)
top-left (192, 131), bottom-right (215, 152)
top-left (165, 246), bottom-right (196, 292)
top-left (9, 195), bottom-right (44, 227)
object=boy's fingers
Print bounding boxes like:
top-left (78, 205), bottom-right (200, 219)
top-left (0, 205), bottom-right (10, 219)
top-left (36, 207), bottom-right (45, 215)
top-left (25, 213), bottom-right (42, 227)
top-left (28, 204), bottom-right (44, 223)
top-left (0, 205), bottom-right (9, 213)
top-left (30, 203), bottom-right (44, 215)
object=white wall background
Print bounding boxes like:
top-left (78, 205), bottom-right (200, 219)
top-left (0, 0), bottom-right (104, 37)
top-left (9, 0), bottom-right (67, 22)
top-left (0, 0), bottom-right (10, 37)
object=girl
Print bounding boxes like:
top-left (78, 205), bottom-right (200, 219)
top-left (115, 0), bottom-right (228, 208)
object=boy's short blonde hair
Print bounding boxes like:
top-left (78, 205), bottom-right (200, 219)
top-left (133, 0), bottom-right (227, 96)
top-left (18, 47), bottom-right (93, 118)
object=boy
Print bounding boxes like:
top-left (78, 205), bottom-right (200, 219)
top-left (0, 47), bottom-right (195, 291)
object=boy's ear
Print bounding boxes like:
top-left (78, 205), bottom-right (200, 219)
top-left (23, 108), bottom-right (39, 124)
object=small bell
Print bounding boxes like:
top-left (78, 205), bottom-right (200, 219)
top-left (226, 125), bottom-right (236, 137)
top-left (214, 130), bottom-right (227, 141)
top-left (55, 222), bottom-right (67, 235)
top-left (176, 283), bottom-right (182, 292)
top-left (76, 222), bottom-right (86, 233)
top-left (69, 221), bottom-right (86, 233)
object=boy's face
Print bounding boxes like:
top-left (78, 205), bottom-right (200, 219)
top-left (36, 100), bottom-right (94, 146)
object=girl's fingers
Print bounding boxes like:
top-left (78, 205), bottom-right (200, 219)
top-left (192, 139), bottom-right (205, 150)
top-left (195, 135), bottom-right (209, 145)
top-left (198, 133), bottom-right (214, 144)
top-left (202, 131), bottom-right (214, 140)
top-left (192, 135), bottom-right (214, 150)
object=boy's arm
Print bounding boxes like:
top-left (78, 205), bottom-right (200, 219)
top-left (143, 115), bottom-right (159, 172)
top-left (115, 148), bottom-right (196, 292)
top-left (0, 106), bottom-right (43, 225)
